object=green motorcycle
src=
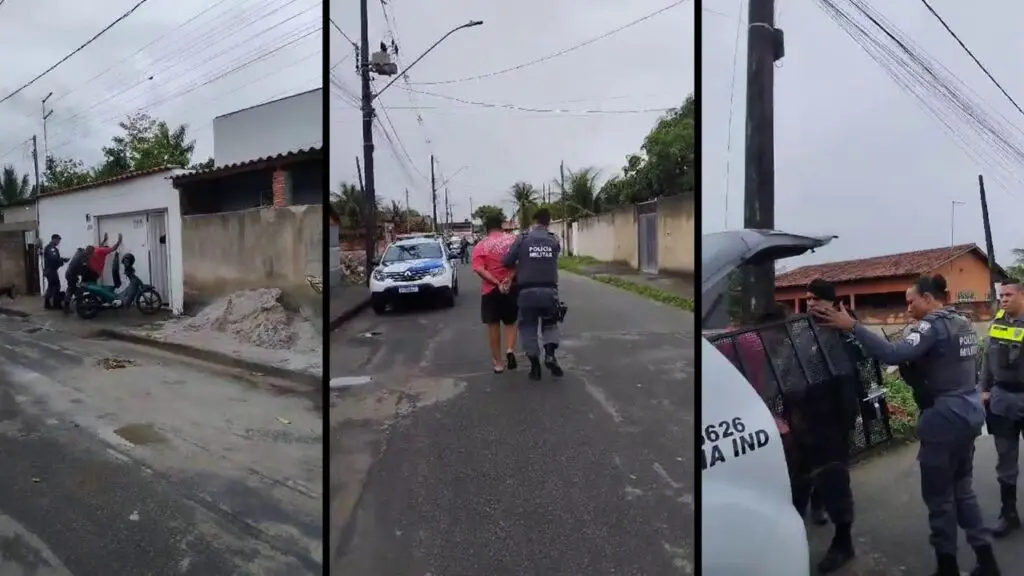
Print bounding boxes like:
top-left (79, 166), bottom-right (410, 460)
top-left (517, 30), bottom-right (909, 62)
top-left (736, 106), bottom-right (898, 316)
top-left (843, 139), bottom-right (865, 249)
top-left (75, 253), bottom-right (163, 320)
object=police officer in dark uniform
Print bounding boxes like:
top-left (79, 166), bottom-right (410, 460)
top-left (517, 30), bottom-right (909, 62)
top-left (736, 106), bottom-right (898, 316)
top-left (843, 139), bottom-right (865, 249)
top-left (502, 208), bottom-right (563, 381)
top-left (814, 274), bottom-right (1000, 576)
top-left (981, 281), bottom-right (1024, 538)
top-left (41, 234), bottom-right (67, 310)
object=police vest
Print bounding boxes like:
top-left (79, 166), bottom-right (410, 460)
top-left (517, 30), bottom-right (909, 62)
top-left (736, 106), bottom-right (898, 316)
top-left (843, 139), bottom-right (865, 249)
top-left (989, 309), bottom-right (1024, 378)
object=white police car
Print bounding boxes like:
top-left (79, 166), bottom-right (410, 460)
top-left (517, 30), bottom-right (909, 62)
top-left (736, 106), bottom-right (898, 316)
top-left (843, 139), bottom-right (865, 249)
top-left (369, 236), bottom-right (459, 314)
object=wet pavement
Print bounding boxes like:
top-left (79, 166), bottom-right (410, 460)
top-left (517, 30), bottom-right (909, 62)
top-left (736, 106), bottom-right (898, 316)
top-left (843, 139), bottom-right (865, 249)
top-left (0, 315), bottom-right (322, 574)
top-left (808, 434), bottom-right (1024, 575)
top-left (331, 264), bottom-right (695, 575)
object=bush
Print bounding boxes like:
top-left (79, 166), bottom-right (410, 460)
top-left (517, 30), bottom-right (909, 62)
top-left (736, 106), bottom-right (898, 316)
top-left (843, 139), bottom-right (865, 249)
top-left (882, 372), bottom-right (919, 440)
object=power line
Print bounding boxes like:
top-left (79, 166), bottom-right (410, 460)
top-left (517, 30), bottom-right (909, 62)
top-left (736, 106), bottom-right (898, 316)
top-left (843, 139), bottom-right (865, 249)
top-left (0, 0), bottom-right (155, 106)
top-left (404, 87), bottom-right (676, 114)
top-left (918, 0), bottom-right (1024, 118)
top-left (329, 18), bottom-right (357, 47)
top-left (411, 0), bottom-right (687, 86)
top-left (52, 0), bottom-right (248, 106)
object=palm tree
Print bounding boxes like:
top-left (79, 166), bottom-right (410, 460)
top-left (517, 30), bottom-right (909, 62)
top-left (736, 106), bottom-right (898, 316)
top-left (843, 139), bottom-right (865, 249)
top-left (508, 181), bottom-right (538, 230)
top-left (0, 165), bottom-right (31, 206)
top-left (330, 182), bottom-right (366, 228)
top-left (553, 166), bottom-right (600, 219)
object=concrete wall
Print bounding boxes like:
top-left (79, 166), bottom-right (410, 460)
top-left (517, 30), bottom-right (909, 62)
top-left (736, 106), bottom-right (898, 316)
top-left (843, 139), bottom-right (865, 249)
top-left (37, 169), bottom-right (187, 313)
top-left (556, 194), bottom-right (695, 274)
top-left (2, 204), bottom-right (35, 224)
top-left (656, 194), bottom-right (695, 275)
top-left (180, 205), bottom-right (322, 310)
top-left (213, 89), bottom-right (323, 166)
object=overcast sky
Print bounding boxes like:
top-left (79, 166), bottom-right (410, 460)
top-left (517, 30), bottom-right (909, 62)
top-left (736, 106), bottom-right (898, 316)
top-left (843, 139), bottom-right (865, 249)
top-left (330, 0), bottom-right (693, 222)
top-left (703, 1), bottom-right (1024, 270)
top-left (0, 0), bottom-right (321, 181)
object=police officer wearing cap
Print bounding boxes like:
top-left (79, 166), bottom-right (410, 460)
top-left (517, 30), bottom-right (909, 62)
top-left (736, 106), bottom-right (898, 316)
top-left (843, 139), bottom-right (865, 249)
top-left (981, 281), bottom-right (1024, 538)
top-left (814, 273), bottom-right (1000, 576)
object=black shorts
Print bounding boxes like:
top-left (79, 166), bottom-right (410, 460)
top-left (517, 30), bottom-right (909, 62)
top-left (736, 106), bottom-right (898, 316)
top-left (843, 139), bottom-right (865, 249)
top-left (481, 289), bottom-right (518, 325)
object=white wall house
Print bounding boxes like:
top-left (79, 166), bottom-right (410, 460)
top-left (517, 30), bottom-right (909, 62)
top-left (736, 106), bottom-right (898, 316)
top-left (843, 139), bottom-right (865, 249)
top-left (213, 88), bottom-right (323, 166)
top-left (37, 167), bottom-right (187, 314)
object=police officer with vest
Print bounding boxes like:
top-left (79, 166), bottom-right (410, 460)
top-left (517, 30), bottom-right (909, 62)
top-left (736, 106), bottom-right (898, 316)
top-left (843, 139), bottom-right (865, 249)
top-left (502, 208), bottom-right (563, 381)
top-left (814, 274), bottom-right (1000, 576)
top-left (41, 234), bottom-right (68, 310)
top-left (981, 281), bottom-right (1024, 539)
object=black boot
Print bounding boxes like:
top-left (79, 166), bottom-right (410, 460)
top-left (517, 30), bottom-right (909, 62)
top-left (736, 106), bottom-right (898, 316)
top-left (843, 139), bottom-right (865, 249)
top-left (933, 552), bottom-right (959, 576)
top-left (816, 523), bottom-right (854, 573)
top-left (543, 343), bottom-right (563, 377)
top-left (970, 544), bottom-right (1001, 576)
top-left (993, 483), bottom-right (1020, 539)
top-left (527, 356), bottom-right (542, 381)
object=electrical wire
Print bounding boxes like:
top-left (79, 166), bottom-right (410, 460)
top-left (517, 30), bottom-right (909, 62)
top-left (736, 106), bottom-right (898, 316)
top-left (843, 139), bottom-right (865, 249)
top-left (50, 1), bottom-right (318, 138)
top-left (404, 87), bottom-right (675, 114)
top-left (47, 27), bottom-right (320, 154)
top-left (917, 0), bottom-right (1024, 118)
top-left (723, 0), bottom-right (746, 229)
top-left (0, 0), bottom-right (155, 105)
top-left (814, 0), bottom-right (1024, 197)
top-left (329, 18), bottom-right (357, 47)
top-left (411, 0), bottom-right (687, 86)
top-left (51, 0), bottom-right (251, 106)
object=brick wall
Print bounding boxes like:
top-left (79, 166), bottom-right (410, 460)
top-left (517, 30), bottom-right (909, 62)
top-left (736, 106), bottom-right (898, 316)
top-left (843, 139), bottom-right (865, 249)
top-left (272, 169), bottom-right (288, 207)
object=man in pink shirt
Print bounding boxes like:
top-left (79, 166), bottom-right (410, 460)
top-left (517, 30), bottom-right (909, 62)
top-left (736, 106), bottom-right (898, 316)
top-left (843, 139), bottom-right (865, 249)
top-left (472, 213), bottom-right (520, 372)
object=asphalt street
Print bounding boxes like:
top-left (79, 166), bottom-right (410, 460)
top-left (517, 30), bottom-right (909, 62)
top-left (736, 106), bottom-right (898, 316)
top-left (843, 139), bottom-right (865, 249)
top-left (331, 264), bottom-right (695, 575)
top-left (0, 314), bottom-right (322, 575)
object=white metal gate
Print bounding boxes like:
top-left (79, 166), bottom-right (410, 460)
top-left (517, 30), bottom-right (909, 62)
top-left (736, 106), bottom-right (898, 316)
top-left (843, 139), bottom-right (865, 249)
top-left (147, 212), bottom-right (170, 304)
top-left (637, 201), bottom-right (659, 274)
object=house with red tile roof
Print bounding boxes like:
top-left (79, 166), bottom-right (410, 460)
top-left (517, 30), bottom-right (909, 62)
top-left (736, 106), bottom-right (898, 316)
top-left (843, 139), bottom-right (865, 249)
top-left (775, 244), bottom-right (1009, 325)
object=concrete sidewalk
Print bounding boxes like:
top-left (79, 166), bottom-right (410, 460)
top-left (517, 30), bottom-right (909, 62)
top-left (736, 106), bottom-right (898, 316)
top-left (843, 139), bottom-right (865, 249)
top-left (563, 259), bottom-right (694, 300)
top-left (810, 437), bottom-right (1022, 574)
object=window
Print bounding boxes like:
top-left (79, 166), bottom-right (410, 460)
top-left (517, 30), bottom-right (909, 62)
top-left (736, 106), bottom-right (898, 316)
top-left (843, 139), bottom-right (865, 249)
top-left (381, 242), bottom-right (443, 263)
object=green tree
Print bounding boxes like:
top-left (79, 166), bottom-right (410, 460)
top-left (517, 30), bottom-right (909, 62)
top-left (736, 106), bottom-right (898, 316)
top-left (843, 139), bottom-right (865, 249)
top-left (43, 155), bottom-right (93, 191)
top-left (508, 181), bottom-right (539, 230)
top-left (1007, 249), bottom-right (1024, 282)
top-left (189, 157), bottom-right (215, 170)
top-left (472, 204), bottom-right (506, 225)
top-left (0, 166), bottom-right (31, 205)
top-left (599, 94), bottom-right (695, 207)
top-left (552, 166), bottom-right (601, 220)
top-left (330, 181), bottom-right (379, 228)
top-left (96, 112), bottom-right (197, 178)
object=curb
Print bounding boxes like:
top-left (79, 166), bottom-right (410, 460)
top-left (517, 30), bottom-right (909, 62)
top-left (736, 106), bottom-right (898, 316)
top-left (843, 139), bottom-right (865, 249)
top-left (328, 297), bottom-right (371, 332)
top-left (93, 328), bottom-right (322, 390)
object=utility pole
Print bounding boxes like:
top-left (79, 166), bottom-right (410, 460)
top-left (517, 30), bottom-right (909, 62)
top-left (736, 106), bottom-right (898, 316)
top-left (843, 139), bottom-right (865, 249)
top-left (31, 136), bottom-right (40, 195)
top-left (559, 162), bottom-right (565, 220)
top-left (469, 193), bottom-right (474, 219)
top-left (740, 0), bottom-right (784, 322)
top-left (444, 187), bottom-right (450, 230)
top-left (405, 188), bottom-right (411, 232)
top-left (41, 92), bottom-right (53, 180)
top-left (950, 200), bottom-right (965, 247)
top-left (358, 0), bottom-right (378, 276)
top-left (430, 154), bottom-right (438, 233)
top-left (979, 174), bottom-right (998, 313)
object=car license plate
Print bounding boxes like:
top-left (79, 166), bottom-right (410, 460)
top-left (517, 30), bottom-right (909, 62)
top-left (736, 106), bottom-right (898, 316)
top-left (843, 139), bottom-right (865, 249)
top-left (398, 286), bottom-right (419, 294)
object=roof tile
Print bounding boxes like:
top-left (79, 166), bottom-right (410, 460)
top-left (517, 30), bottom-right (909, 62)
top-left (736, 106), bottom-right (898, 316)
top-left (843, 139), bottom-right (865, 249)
top-left (775, 244), bottom-right (985, 288)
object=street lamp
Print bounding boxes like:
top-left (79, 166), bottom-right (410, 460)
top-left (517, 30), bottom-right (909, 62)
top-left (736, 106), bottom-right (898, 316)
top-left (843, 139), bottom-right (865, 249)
top-left (950, 200), bottom-right (965, 246)
top-left (358, 17), bottom-right (484, 282)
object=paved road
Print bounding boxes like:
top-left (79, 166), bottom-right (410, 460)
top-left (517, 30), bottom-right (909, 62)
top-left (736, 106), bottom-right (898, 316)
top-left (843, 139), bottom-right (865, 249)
top-left (0, 315), bottom-right (322, 574)
top-left (331, 265), bottom-right (695, 575)
top-left (808, 433), bottom-right (1024, 575)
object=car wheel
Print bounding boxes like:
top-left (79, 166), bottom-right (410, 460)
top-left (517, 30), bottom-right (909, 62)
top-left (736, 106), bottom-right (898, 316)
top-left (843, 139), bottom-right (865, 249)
top-left (452, 278), bottom-right (459, 296)
top-left (371, 300), bottom-right (387, 315)
top-left (440, 289), bottom-right (455, 308)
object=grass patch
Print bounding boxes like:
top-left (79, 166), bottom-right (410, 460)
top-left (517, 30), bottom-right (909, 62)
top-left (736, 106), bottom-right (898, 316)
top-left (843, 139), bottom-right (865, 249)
top-left (558, 256), bottom-right (694, 312)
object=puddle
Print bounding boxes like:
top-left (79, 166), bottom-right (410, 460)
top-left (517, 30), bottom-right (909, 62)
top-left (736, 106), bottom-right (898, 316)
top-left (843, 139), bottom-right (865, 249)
top-left (113, 423), bottom-right (168, 445)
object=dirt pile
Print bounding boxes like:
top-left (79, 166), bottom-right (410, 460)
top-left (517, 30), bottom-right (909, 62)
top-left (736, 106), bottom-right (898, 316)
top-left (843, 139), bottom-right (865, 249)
top-left (341, 252), bottom-right (366, 284)
top-left (178, 288), bottom-right (303, 350)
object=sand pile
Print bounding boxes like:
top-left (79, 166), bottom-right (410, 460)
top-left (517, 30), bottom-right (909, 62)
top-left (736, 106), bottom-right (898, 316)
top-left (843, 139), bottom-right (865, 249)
top-left (179, 288), bottom-right (300, 349)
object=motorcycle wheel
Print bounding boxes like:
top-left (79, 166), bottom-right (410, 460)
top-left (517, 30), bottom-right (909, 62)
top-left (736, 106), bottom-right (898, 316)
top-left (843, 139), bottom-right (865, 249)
top-left (76, 293), bottom-right (101, 320)
top-left (136, 287), bottom-right (163, 315)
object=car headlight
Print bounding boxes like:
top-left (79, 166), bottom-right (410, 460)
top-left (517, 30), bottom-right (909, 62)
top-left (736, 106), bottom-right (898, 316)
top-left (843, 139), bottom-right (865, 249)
top-left (372, 268), bottom-right (386, 282)
top-left (428, 267), bottom-right (446, 277)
